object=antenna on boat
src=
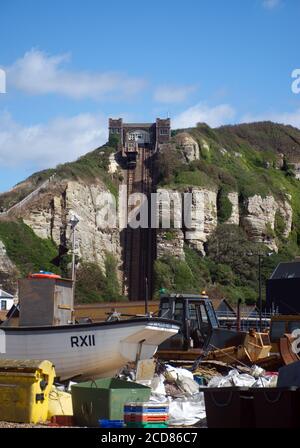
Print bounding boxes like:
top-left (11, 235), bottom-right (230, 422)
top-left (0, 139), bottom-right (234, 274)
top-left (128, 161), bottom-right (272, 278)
top-left (69, 214), bottom-right (80, 324)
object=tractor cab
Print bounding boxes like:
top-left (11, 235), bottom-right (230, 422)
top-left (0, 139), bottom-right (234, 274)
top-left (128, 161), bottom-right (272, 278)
top-left (158, 293), bottom-right (219, 351)
top-left (157, 293), bottom-right (247, 358)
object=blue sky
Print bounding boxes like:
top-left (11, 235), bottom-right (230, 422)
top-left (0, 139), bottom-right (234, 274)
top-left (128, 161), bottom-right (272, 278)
top-left (0, 0), bottom-right (300, 191)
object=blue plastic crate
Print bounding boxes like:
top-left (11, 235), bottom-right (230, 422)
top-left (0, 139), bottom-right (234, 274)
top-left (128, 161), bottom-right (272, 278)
top-left (99, 419), bottom-right (124, 428)
top-left (124, 402), bottom-right (169, 414)
top-left (124, 406), bottom-right (168, 414)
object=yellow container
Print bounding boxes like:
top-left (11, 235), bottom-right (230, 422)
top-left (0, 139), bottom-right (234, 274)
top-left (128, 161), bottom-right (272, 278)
top-left (47, 386), bottom-right (73, 419)
top-left (0, 359), bottom-right (55, 424)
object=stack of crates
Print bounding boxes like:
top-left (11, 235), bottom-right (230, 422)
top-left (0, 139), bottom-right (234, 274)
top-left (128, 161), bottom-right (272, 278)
top-left (124, 402), bottom-right (169, 428)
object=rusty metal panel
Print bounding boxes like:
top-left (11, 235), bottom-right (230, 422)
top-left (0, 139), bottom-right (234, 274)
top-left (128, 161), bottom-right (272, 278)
top-left (19, 278), bottom-right (73, 326)
top-left (19, 278), bottom-right (55, 326)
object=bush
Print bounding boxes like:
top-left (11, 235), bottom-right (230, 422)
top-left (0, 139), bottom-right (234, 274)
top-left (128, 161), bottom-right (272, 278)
top-left (108, 134), bottom-right (120, 150)
top-left (156, 146), bottom-right (185, 185)
top-left (274, 210), bottom-right (286, 240)
top-left (206, 224), bottom-right (262, 287)
top-left (75, 254), bottom-right (122, 303)
top-left (217, 188), bottom-right (233, 223)
top-left (281, 156), bottom-right (295, 178)
top-left (75, 262), bottom-right (107, 303)
top-left (164, 230), bottom-right (177, 241)
top-left (213, 263), bottom-right (235, 286)
top-left (103, 253), bottom-right (121, 301)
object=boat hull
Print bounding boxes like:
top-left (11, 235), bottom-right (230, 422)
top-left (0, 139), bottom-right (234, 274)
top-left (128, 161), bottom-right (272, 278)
top-left (0, 318), bottom-right (179, 380)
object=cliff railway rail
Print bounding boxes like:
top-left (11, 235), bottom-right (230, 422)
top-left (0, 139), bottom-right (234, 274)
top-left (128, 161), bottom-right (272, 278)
top-left (124, 145), bottom-right (155, 301)
top-left (109, 117), bottom-right (171, 302)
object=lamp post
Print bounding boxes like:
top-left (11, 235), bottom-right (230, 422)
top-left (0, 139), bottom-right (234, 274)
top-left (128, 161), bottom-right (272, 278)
top-left (258, 254), bottom-right (262, 332)
top-left (69, 214), bottom-right (79, 323)
top-left (247, 251), bottom-right (273, 332)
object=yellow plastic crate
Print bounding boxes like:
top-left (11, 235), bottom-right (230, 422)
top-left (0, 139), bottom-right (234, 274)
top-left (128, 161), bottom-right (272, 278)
top-left (0, 359), bottom-right (55, 424)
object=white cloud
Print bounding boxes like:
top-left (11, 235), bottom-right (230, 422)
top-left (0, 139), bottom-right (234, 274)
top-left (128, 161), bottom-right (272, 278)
top-left (6, 49), bottom-right (146, 100)
top-left (173, 102), bottom-right (236, 128)
top-left (242, 109), bottom-right (300, 129)
top-left (262, 0), bottom-right (281, 10)
top-left (0, 111), bottom-right (108, 169)
top-left (154, 84), bottom-right (197, 103)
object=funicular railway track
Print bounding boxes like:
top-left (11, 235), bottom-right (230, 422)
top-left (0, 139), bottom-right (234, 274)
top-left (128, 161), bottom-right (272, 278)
top-left (124, 145), bottom-right (155, 301)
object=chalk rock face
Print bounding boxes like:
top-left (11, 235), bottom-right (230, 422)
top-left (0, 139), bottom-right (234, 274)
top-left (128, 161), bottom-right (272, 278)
top-left (156, 188), bottom-right (218, 257)
top-left (175, 132), bottom-right (200, 162)
top-left (22, 180), bottom-right (122, 273)
top-left (155, 189), bottom-right (185, 259)
top-left (226, 191), bottom-right (240, 225)
top-left (241, 194), bottom-right (292, 252)
top-left (157, 230), bottom-right (185, 260)
top-left (108, 153), bottom-right (119, 174)
top-left (185, 188), bottom-right (218, 254)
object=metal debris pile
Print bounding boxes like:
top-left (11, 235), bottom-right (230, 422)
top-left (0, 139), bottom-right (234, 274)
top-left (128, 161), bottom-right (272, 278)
top-left (117, 358), bottom-right (278, 426)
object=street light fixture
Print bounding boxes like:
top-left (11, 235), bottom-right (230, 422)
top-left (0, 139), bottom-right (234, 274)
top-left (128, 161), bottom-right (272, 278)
top-left (247, 251), bottom-right (273, 332)
top-left (69, 214), bottom-right (80, 283)
top-left (69, 214), bottom-right (79, 323)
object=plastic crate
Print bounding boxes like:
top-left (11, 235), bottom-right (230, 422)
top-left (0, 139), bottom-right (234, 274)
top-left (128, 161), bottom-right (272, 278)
top-left (126, 422), bottom-right (169, 428)
top-left (49, 415), bottom-right (75, 427)
top-left (124, 414), bottom-right (169, 423)
top-left (99, 419), bottom-right (124, 428)
top-left (124, 402), bottom-right (169, 413)
top-left (71, 378), bottom-right (151, 427)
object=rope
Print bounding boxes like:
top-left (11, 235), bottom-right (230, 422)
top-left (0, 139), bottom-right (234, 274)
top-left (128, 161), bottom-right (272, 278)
top-left (207, 343), bottom-right (250, 369)
top-left (210, 391), bottom-right (233, 408)
top-left (49, 388), bottom-right (66, 415)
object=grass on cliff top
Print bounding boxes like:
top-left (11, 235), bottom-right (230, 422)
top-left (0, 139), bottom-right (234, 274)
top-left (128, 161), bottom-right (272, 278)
top-left (0, 219), bottom-right (60, 275)
top-left (163, 123), bottom-right (300, 229)
top-left (0, 144), bottom-right (120, 209)
top-left (216, 121), bottom-right (300, 161)
top-left (0, 168), bottom-right (56, 210)
top-left (55, 145), bottom-right (119, 196)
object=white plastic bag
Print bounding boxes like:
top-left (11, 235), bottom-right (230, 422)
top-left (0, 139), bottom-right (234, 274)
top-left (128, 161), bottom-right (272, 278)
top-left (165, 365), bottom-right (199, 395)
top-left (208, 369), bottom-right (256, 388)
top-left (168, 393), bottom-right (206, 426)
top-left (151, 374), bottom-right (166, 396)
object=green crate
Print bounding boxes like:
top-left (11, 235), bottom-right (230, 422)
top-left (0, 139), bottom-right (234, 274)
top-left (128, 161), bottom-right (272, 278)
top-left (71, 378), bottom-right (151, 427)
top-left (126, 422), bottom-right (169, 428)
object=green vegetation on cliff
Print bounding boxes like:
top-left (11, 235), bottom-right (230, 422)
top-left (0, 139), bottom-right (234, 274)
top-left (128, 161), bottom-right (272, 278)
top-left (55, 145), bottom-right (119, 196)
top-left (0, 219), bottom-right (60, 275)
top-left (0, 219), bottom-right (123, 302)
top-left (155, 121), bottom-right (300, 304)
top-left (75, 254), bottom-right (123, 303)
top-left (2, 122), bottom-right (300, 304)
top-left (161, 122), bottom-right (300, 201)
top-left (154, 224), bottom-right (298, 305)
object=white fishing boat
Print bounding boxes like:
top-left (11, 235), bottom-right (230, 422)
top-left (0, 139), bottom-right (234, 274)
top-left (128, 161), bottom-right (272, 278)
top-left (0, 317), bottom-right (179, 380)
top-left (0, 270), bottom-right (180, 380)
